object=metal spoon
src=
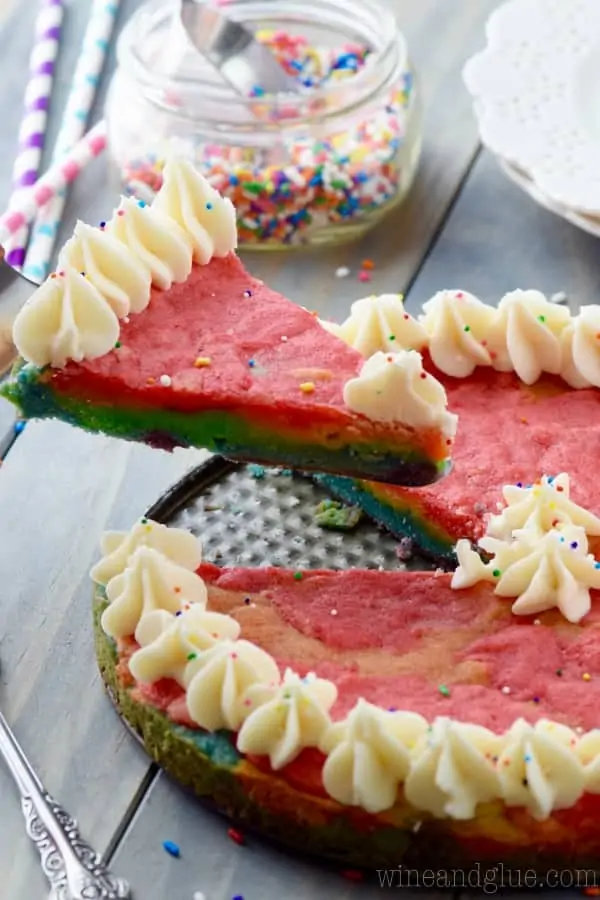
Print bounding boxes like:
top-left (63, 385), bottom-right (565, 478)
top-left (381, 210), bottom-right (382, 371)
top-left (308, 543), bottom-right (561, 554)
top-left (180, 0), bottom-right (299, 97)
top-left (0, 707), bottom-right (130, 899)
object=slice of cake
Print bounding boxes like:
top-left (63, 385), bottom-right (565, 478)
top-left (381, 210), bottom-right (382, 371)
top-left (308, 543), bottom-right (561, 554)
top-left (92, 511), bottom-right (600, 873)
top-left (318, 291), bottom-right (600, 559)
top-left (1, 159), bottom-right (456, 487)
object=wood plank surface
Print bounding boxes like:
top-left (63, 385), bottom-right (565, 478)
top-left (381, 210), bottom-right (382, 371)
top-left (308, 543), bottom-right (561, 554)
top-left (0, 423), bottom-right (205, 899)
top-left (404, 149), bottom-right (600, 311)
top-left (0, 0), bottom-right (502, 897)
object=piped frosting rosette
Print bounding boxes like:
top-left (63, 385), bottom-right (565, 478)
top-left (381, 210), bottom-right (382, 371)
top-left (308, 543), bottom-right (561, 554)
top-left (452, 474), bottom-right (600, 623)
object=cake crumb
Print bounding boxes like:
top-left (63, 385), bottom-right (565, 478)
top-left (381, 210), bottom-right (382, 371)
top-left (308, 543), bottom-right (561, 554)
top-left (315, 499), bottom-right (363, 532)
top-left (396, 536), bottom-right (413, 561)
top-left (335, 266), bottom-right (350, 278)
top-left (248, 464), bottom-right (266, 479)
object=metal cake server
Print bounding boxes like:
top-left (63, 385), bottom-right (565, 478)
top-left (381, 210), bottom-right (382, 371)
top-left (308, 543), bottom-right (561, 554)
top-left (0, 708), bottom-right (130, 899)
top-left (180, 0), bottom-right (299, 96)
top-left (0, 247), bottom-right (37, 376)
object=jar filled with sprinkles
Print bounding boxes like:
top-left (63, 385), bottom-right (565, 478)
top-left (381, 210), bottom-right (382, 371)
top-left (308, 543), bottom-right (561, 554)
top-left (105, 0), bottom-right (421, 249)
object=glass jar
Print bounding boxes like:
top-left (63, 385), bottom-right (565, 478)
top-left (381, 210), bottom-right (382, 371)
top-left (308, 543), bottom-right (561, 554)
top-left (105, 0), bottom-right (422, 249)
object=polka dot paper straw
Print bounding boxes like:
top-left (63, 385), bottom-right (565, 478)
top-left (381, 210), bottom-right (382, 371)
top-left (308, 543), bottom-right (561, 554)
top-left (0, 121), bottom-right (107, 250)
top-left (4, 0), bottom-right (64, 269)
top-left (23, 0), bottom-right (120, 282)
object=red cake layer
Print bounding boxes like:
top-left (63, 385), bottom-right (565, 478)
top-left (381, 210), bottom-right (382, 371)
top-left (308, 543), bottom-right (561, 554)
top-left (379, 362), bottom-right (600, 545)
top-left (125, 564), bottom-right (600, 736)
top-left (41, 255), bottom-right (442, 464)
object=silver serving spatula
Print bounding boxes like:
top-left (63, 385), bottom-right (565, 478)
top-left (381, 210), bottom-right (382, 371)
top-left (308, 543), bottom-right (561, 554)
top-left (180, 0), bottom-right (299, 96)
top-left (0, 249), bottom-right (37, 376)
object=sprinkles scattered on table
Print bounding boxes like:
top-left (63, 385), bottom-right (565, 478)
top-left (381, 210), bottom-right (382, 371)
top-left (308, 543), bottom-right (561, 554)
top-left (162, 839), bottom-right (181, 858)
top-left (120, 31), bottom-right (414, 246)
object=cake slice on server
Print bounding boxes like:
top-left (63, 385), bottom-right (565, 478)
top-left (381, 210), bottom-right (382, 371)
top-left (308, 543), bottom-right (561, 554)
top-left (318, 290), bottom-right (600, 559)
top-left (1, 158), bottom-right (455, 486)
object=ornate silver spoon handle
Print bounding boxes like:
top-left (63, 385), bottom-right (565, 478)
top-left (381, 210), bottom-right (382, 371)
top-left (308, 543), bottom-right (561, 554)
top-left (0, 710), bottom-right (130, 899)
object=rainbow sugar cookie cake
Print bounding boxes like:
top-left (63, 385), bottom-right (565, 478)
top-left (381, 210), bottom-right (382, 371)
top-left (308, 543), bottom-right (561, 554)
top-left (319, 291), bottom-right (600, 562)
top-left (92, 494), bottom-right (600, 874)
top-left (1, 158), bottom-right (454, 487)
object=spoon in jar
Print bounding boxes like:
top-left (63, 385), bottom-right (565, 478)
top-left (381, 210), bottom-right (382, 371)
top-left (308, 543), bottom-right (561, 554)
top-left (180, 0), bottom-right (300, 97)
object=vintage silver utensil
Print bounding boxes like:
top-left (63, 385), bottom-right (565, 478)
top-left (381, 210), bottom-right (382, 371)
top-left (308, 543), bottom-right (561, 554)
top-left (180, 0), bottom-right (299, 96)
top-left (0, 247), bottom-right (37, 376)
top-left (0, 708), bottom-right (130, 899)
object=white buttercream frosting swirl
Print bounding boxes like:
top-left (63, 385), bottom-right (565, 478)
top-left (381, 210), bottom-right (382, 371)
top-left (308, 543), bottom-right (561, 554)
top-left (91, 518), bottom-right (202, 586)
top-left (129, 605), bottom-right (241, 686)
top-left (106, 196), bottom-right (193, 290)
top-left (491, 290), bottom-right (571, 384)
top-left (498, 719), bottom-right (584, 820)
top-left (59, 221), bottom-right (151, 318)
top-left (560, 305), bottom-right (600, 388)
top-left (487, 474), bottom-right (600, 541)
top-left (320, 699), bottom-right (428, 813)
top-left (453, 524), bottom-right (600, 623)
top-left (237, 669), bottom-right (337, 770)
top-left (420, 290), bottom-right (497, 377)
top-left (576, 729), bottom-right (600, 793)
top-left (101, 546), bottom-right (208, 639)
top-left (343, 350), bottom-right (458, 441)
top-left (322, 294), bottom-right (427, 359)
top-left (185, 640), bottom-right (280, 732)
top-left (153, 156), bottom-right (237, 263)
top-left (404, 718), bottom-right (502, 819)
top-left (13, 267), bottom-right (119, 368)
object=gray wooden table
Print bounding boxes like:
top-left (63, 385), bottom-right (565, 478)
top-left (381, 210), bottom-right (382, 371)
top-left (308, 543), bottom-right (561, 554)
top-left (1, 1), bottom-right (598, 898)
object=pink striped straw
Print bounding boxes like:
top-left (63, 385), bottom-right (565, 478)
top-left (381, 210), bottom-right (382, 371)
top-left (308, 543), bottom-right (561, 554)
top-left (0, 120), bottom-right (107, 250)
top-left (4, 0), bottom-right (64, 269)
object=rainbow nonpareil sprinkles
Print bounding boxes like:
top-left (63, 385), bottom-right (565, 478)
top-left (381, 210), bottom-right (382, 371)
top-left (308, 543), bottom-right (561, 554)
top-left (120, 31), bottom-right (414, 246)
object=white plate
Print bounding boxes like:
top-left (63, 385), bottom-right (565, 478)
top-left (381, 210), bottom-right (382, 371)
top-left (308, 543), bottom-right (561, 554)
top-left (498, 155), bottom-right (600, 239)
top-left (463, 0), bottom-right (600, 216)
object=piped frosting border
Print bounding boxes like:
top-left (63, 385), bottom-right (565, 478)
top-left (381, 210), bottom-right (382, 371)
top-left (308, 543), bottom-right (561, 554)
top-left (322, 289), bottom-right (600, 390)
top-left (93, 512), bottom-right (600, 822)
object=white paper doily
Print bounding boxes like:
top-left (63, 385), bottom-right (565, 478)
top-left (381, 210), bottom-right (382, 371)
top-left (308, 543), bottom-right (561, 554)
top-left (463, 0), bottom-right (600, 215)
